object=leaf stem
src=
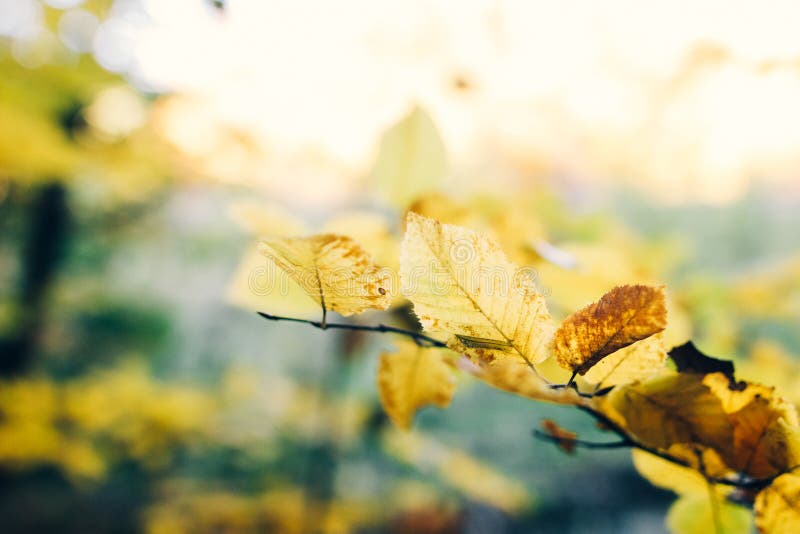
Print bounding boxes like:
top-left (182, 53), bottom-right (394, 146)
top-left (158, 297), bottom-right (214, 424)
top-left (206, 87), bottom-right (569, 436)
top-left (257, 312), bottom-right (448, 348)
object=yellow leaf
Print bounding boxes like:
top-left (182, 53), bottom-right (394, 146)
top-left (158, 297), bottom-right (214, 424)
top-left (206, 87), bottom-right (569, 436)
top-left (552, 284), bottom-right (667, 375)
top-left (755, 471), bottom-right (800, 534)
top-left (599, 373), bottom-right (733, 468)
top-left (322, 211), bottom-right (397, 269)
top-left (372, 106), bottom-right (447, 208)
top-left (400, 212), bottom-right (554, 366)
top-left (583, 332), bottom-right (668, 388)
top-left (226, 244), bottom-right (320, 318)
top-left (475, 358), bottom-right (583, 406)
top-left (258, 234), bottom-right (392, 316)
top-left (632, 449), bottom-right (709, 496)
top-left (667, 494), bottom-right (752, 534)
top-left (703, 373), bottom-right (800, 478)
top-left (377, 339), bottom-right (456, 429)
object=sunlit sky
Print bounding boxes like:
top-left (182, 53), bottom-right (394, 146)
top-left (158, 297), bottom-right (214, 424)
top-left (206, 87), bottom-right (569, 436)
top-left (5, 0), bottom-right (800, 204)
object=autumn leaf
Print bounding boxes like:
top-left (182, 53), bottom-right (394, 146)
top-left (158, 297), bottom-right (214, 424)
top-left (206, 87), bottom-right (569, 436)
top-left (670, 341), bottom-right (735, 378)
top-left (703, 373), bottom-right (800, 478)
top-left (667, 494), bottom-right (752, 534)
top-left (377, 339), bottom-right (456, 429)
top-left (540, 419), bottom-right (577, 454)
top-left (632, 449), bottom-right (712, 496)
top-left (400, 212), bottom-right (554, 366)
top-left (258, 234), bottom-right (392, 317)
top-left (552, 284), bottom-right (667, 375)
top-left (755, 471), bottom-right (800, 534)
top-left (372, 106), bottom-right (447, 208)
top-left (474, 358), bottom-right (584, 406)
top-left (582, 332), bottom-right (667, 388)
top-left (598, 373), bottom-right (733, 469)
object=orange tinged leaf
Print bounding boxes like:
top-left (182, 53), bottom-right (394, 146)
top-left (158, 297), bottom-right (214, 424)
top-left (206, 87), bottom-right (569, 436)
top-left (553, 284), bottom-right (667, 375)
top-left (540, 419), bottom-right (577, 454)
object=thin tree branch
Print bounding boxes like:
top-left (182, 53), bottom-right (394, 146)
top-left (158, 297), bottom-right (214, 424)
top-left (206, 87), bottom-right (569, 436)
top-left (258, 310), bottom-right (794, 493)
top-left (257, 312), bottom-right (448, 348)
top-left (576, 404), bottom-right (785, 491)
top-left (533, 429), bottom-right (630, 449)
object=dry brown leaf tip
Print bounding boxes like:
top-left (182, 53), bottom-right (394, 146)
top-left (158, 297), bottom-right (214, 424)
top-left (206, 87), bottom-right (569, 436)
top-left (553, 284), bottom-right (667, 375)
top-left (540, 419), bottom-right (578, 454)
top-left (258, 233), bottom-right (392, 316)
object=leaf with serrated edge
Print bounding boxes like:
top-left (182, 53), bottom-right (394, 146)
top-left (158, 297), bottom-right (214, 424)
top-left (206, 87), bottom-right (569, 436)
top-left (703, 373), bottom-right (800, 478)
top-left (755, 471), bottom-right (800, 534)
top-left (258, 234), bottom-right (392, 316)
top-left (583, 332), bottom-right (667, 388)
top-left (377, 339), bottom-right (456, 429)
top-left (553, 284), bottom-right (667, 375)
top-left (400, 212), bottom-right (554, 366)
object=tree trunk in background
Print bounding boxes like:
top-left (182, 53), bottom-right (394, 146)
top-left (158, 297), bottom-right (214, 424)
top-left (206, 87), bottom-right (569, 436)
top-left (0, 182), bottom-right (70, 375)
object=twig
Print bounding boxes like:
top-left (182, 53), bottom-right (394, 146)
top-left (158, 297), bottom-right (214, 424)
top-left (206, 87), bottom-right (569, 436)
top-left (576, 404), bottom-right (783, 491)
top-left (257, 312), bottom-right (448, 348)
top-left (533, 429), bottom-right (629, 449)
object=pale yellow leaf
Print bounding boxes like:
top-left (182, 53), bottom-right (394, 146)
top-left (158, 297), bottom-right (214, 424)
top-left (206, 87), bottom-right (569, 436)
top-left (583, 333), bottom-right (667, 387)
top-left (400, 212), bottom-right (554, 366)
top-left (755, 471), bottom-right (800, 534)
top-left (226, 244), bottom-right (320, 318)
top-left (372, 106), bottom-right (447, 208)
top-left (552, 284), bottom-right (667, 375)
top-left (474, 358), bottom-right (583, 406)
top-left (632, 449), bottom-right (709, 496)
top-left (667, 494), bottom-right (752, 534)
top-left (258, 234), bottom-right (392, 316)
top-left (377, 339), bottom-right (456, 429)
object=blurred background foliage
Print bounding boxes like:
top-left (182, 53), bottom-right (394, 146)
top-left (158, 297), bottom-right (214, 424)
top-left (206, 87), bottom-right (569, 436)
top-left (1, 1), bottom-right (800, 533)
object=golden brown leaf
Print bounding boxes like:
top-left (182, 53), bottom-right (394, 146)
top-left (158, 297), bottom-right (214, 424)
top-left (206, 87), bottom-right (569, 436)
top-left (598, 373), bottom-right (733, 469)
top-left (704, 373), bottom-right (800, 478)
top-left (553, 284), bottom-right (667, 375)
top-left (755, 471), bottom-right (800, 534)
top-left (258, 234), bottom-right (392, 316)
top-left (377, 340), bottom-right (456, 429)
top-left (400, 212), bottom-right (554, 366)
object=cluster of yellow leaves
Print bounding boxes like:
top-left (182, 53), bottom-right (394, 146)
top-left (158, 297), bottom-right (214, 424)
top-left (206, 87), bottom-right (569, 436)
top-left (145, 486), bottom-right (377, 534)
top-left (0, 361), bottom-right (216, 479)
top-left (247, 187), bottom-right (800, 532)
